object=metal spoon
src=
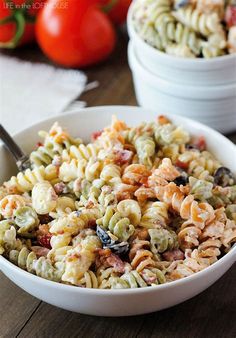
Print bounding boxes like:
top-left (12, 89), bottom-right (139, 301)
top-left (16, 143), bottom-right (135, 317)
top-left (0, 124), bottom-right (31, 171)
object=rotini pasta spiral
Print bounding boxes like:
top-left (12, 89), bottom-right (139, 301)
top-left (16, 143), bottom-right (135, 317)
top-left (134, 135), bottom-right (156, 168)
top-left (173, 6), bottom-right (222, 37)
top-left (9, 246), bottom-right (64, 281)
top-left (4, 164), bottom-right (59, 193)
top-left (109, 270), bottom-right (147, 288)
top-left (154, 123), bottom-right (190, 146)
top-left (0, 194), bottom-right (27, 218)
top-left (61, 143), bottom-right (100, 162)
top-left (149, 228), bottom-right (178, 254)
top-left (122, 122), bottom-right (155, 144)
top-left (14, 206), bottom-right (39, 235)
top-left (155, 182), bottom-right (215, 228)
top-left (32, 181), bottom-right (58, 215)
top-left (49, 196), bottom-right (76, 218)
top-left (166, 43), bottom-right (196, 57)
top-left (30, 122), bottom-right (82, 167)
top-left (76, 179), bottom-right (116, 209)
top-left (59, 158), bottom-right (103, 183)
top-left (97, 267), bottom-right (120, 289)
top-left (202, 31), bottom-right (227, 58)
top-left (0, 220), bottom-right (17, 254)
top-left (62, 235), bottom-right (101, 285)
top-left (140, 201), bottom-right (169, 228)
top-left (100, 163), bottom-right (121, 185)
top-left (189, 176), bottom-right (213, 201)
top-left (96, 206), bottom-right (135, 242)
top-left (129, 237), bottom-right (157, 272)
top-left (77, 270), bottom-right (98, 288)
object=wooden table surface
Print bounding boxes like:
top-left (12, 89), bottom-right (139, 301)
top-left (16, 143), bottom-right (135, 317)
top-left (0, 31), bottom-right (236, 338)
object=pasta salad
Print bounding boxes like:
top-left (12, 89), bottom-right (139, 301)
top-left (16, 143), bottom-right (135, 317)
top-left (0, 116), bottom-right (236, 289)
top-left (132, 0), bottom-right (236, 58)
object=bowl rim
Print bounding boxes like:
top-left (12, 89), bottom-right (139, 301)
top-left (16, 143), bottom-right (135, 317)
top-left (0, 105), bottom-right (236, 295)
top-left (127, 2), bottom-right (236, 66)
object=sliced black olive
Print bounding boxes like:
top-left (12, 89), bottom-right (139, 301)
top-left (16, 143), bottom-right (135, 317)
top-left (214, 167), bottom-right (235, 187)
top-left (174, 0), bottom-right (190, 9)
top-left (105, 241), bottom-right (129, 255)
top-left (174, 174), bottom-right (189, 186)
top-left (96, 225), bottom-right (114, 246)
top-left (185, 144), bottom-right (198, 150)
top-left (96, 225), bottom-right (129, 255)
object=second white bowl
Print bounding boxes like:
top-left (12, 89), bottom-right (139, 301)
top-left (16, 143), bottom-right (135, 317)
top-left (128, 42), bottom-right (236, 134)
top-left (127, 2), bottom-right (236, 86)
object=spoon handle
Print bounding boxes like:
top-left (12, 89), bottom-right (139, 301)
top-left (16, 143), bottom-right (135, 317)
top-left (0, 124), bottom-right (30, 171)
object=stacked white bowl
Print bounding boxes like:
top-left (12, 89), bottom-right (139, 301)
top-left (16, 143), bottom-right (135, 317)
top-left (127, 3), bottom-right (236, 134)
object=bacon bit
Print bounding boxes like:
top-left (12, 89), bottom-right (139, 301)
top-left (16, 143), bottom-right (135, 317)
top-left (175, 159), bottom-right (189, 170)
top-left (113, 149), bottom-right (133, 165)
top-left (193, 136), bottom-right (206, 151)
top-left (54, 182), bottom-right (66, 194)
top-left (91, 130), bottom-right (103, 141)
top-left (131, 228), bottom-right (149, 242)
top-left (158, 115), bottom-right (171, 125)
top-left (140, 176), bottom-right (149, 187)
top-left (96, 249), bottom-right (125, 273)
top-left (225, 5), bottom-right (236, 28)
top-left (36, 142), bottom-right (43, 148)
top-left (37, 234), bottom-right (52, 249)
top-left (85, 200), bottom-right (95, 209)
top-left (162, 249), bottom-right (185, 262)
top-left (179, 185), bottom-right (190, 195)
top-left (37, 224), bottom-right (50, 235)
top-left (140, 272), bottom-right (157, 284)
top-left (31, 246), bottom-right (50, 257)
top-left (36, 224), bottom-right (52, 249)
top-left (87, 219), bottom-right (97, 228)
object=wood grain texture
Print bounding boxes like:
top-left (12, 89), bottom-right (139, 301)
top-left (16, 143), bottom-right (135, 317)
top-left (0, 29), bottom-right (236, 338)
top-left (15, 264), bottom-right (236, 338)
top-left (0, 273), bottom-right (40, 337)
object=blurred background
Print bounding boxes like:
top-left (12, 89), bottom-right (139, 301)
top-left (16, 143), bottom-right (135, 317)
top-left (0, 0), bottom-right (134, 133)
top-left (0, 0), bottom-right (236, 134)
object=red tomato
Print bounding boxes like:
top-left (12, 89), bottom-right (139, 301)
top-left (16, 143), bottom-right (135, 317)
top-left (100, 0), bottom-right (132, 24)
top-left (36, 0), bottom-right (116, 68)
top-left (194, 136), bottom-right (206, 151)
top-left (225, 5), bottom-right (236, 28)
top-left (0, 0), bottom-right (44, 48)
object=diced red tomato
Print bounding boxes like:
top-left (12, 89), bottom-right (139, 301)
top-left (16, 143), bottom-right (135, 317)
top-left (194, 136), bottom-right (206, 151)
top-left (225, 5), bottom-right (236, 28)
top-left (91, 130), bottom-right (103, 141)
top-left (175, 159), bottom-right (189, 170)
top-left (37, 234), bottom-right (52, 249)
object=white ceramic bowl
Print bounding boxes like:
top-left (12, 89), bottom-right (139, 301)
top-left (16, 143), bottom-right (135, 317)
top-left (128, 42), bottom-right (236, 134)
top-left (127, 3), bottom-right (236, 86)
top-left (0, 106), bottom-right (236, 316)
